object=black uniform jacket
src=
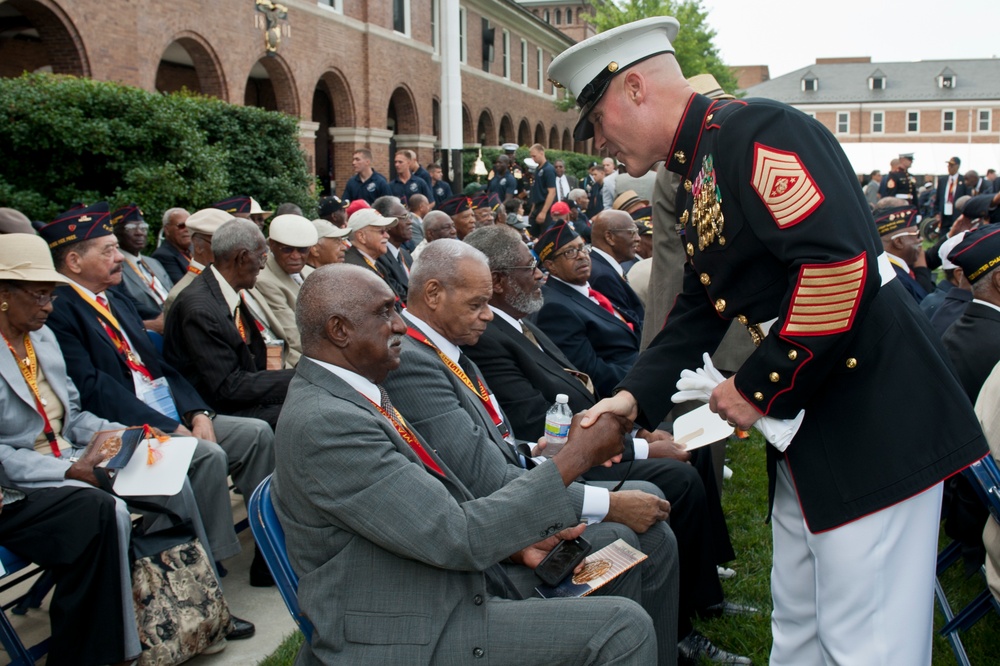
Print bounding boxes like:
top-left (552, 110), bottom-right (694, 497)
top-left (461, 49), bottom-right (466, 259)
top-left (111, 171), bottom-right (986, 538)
top-left (618, 94), bottom-right (987, 532)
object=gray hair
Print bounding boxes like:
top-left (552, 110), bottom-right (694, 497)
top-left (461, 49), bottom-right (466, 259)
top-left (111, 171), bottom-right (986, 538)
top-left (464, 225), bottom-right (524, 273)
top-left (275, 203), bottom-right (303, 216)
top-left (297, 264), bottom-right (386, 352)
top-left (422, 210), bottom-right (452, 240)
top-left (212, 218), bottom-right (264, 262)
top-left (567, 188), bottom-right (587, 203)
top-left (372, 196), bottom-right (402, 217)
top-left (409, 238), bottom-right (489, 294)
top-left (161, 207), bottom-right (189, 227)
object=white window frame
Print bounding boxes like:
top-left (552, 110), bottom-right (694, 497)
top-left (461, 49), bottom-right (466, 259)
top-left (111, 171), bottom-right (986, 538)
top-left (942, 109), bottom-right (956, 133)
top-left (871, 110), bottom-right (884, 133)
top-left (868, 76), bottom-right (885, 90)
top-left (836, 111), bottom-right (850, 134)
top-left (458, 7), bottom-right (467, 64)
top-left (537, 47), bottom-right (543, 91)
top-left (317, 0), bottom-right (343, 12)
top-left (906, 110), bottom-right (920, 133)
top-left (979, 109), bottom-right (992, 132)
top-left (392, 0), bottom-right (411, 36)
top-left (430, 0), bottom-right (439, 52)
top-left (938, 74), bottom-right (956, 89)
top-left (502, 29), bottom-right (510, 80)
top-left (520, 39), bottom-right (528, 85)
top-left (801, 78), bottom-right (817, 92)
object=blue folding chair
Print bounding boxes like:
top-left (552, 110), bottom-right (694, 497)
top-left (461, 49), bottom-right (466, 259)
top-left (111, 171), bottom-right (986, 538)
top-left (248, 474), bottom-right (314, 642)
top-left (0, 547), bottom-right (49, 666)
top-left (935, 455), bottom-right (1000, 666)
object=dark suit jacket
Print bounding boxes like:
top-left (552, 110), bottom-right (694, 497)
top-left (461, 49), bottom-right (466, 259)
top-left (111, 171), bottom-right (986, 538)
top-left (376, 246), bottom-right (411, 303)
top-left (936, 174), bottom-right (968, 219)
top-left (346, 247), bottom-right (405, 309)
top-left (942, 301), bottom-right (1000, 402)
top-left (461, 316), bottom-right (594, 441)
top-left (163, 268), bottom-right (294, 426)
top-left (929, 288), bottom-right (972, 339)
top-left (588, 251), bottom-right (645, 335)
top-left (46, 285), bottom-right (208, 432)
top-left (152, 242), bottom-right (190, 284)
top-left (533, 278), bottom-right (639, 398)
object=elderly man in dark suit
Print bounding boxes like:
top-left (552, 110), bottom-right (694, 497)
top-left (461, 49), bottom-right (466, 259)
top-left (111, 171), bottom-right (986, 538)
top-left (533, 223), bottom-right (640, 398)
top-left (589, 210), bottom-right (646, 334)
top-left (44, 212), bottom-right (277, 588)
top-left (152, 207), bottom-right (192, 283)
top-left (372, 196), bottom-right (413, 302)
top-left (272, 263), bottom-right (658, 665)
top-left (164, 218), bottom-right (295, 430)
top-left (110, 204), bottom-right (174, 325)
top-left (935, 157), bottom-right (968, 235)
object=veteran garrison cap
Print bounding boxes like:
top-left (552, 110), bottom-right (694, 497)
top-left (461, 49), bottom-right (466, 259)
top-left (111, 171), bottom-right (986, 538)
top-left (548, 16), bottom-right (679, 141)
top-left (536, 222), bottom-right (580, 264)
top-left (471, 193), bottom-right (489, 210)
top-left (631, 205), bottom-right (653, 225)
top-left (439, 195), bottom-right (472, 216)
top-left (109, 204), bottom-right (144, 228)
top-left (872, 204), bottom-right (918, 236)
top-left (487, 192), bottom-right (503, 211)
top-left (960, 193), bottom-right (1000, 224)
top-left (948, 225), bottom-right (1000, 284)
top-left (211, 195), bottom-right (253, 215)
top-left (39, 202), bottom-right (114, 249)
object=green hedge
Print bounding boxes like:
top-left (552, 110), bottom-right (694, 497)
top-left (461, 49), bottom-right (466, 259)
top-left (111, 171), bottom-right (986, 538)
top-left (0, 73), bottom-right (316, 234)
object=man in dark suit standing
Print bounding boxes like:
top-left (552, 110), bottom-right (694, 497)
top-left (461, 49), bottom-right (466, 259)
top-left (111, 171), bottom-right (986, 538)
top-left (153, 207), bottom-right (192, 283)
top-left (164, 218), bottom-right (295, 430)
top-left (936, 157), bottom-right (968, 235)
top-left (589, 210), bottom-right (646, 335)
top-left (273, 264), bottom-right (658, 665)
top-left (533, 223), bottom-right (640, 398)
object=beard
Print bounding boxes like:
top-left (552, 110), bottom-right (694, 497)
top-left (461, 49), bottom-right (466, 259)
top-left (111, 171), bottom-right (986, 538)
top-left (507, 278), bottom-right (544, 315)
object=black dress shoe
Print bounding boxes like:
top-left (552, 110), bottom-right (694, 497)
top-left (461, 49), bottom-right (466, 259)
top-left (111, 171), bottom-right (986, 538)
top-left (226, 616), bottom-right (256, 640)
top-left (699, 600), bottom-right (761, 619)
top-left (215, 560), bottom-right (228, 578)
top-left (250, 547), bottom-right (275, 588)
top-left (678, 630), bottom-right (751, 665)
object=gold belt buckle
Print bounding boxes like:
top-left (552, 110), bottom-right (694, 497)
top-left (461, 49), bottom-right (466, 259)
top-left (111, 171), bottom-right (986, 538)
top-left (746, 323), bottom-right (764, 347)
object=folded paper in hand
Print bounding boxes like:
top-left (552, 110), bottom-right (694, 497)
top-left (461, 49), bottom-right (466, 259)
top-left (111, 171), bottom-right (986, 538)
top-left (535, 539), bottom-right (648, 599)
top-left (671, 353), bottom-right (804, 452)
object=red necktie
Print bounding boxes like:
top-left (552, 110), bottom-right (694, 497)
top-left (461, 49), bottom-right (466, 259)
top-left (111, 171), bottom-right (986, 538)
top-left (588, 288), bottom-right (633, 331)
top-left (96, 294), bottom-right (109, 309)
top-left (947, 177), bottom-right (955, 204)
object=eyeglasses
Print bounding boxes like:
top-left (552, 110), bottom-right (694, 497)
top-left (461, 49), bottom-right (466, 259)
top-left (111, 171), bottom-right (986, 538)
top-left (13, 285), bottom-right (58, 306)
top-left (277, 245), bottom-right (311, 255)
top-left (124, 223), bottom-right (149, 233)
top-left (496, 259), bottom-right (538, 272)
top-left (552, 245), bottom-right (591, 260)
top-left (610, 227), bottom-right (640, 237)
top-left (171, 222), bottom-right (187, 230)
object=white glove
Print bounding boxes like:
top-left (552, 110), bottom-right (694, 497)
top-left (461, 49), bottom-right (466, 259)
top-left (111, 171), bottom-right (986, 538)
top-left (671, 352), bottom-right (804, 452)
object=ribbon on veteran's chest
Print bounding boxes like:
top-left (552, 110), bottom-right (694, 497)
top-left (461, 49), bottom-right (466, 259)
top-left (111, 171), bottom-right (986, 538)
top-left (692, 154), bottom-right (725, 250)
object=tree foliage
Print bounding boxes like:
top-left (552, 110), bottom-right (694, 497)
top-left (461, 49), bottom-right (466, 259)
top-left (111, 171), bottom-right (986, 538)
top-left (0, 73), bottom-right (316, 233)
top-left (586, 0), bottom-right (738, 94)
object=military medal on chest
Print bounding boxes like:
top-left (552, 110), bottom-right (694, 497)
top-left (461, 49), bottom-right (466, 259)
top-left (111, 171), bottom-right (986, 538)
top-left (692, 154), bottom-right (725, 250)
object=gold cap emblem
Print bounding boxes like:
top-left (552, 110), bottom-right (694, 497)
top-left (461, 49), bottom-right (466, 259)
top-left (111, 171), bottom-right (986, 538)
top-left (608, 61), bottom-right (619, 72)
top-left (674, 151), bottom-right (686, 164)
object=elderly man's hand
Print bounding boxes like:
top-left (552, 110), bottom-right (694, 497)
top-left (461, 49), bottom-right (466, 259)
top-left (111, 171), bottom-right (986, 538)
top-left (640, 430), bottom-right (691, 462)
top-left (552, 412), bottom-right (629, 484)
top-left (509, 523), bottom-right (587, 570)
top-left (606, 490), bottom-right (670, 533)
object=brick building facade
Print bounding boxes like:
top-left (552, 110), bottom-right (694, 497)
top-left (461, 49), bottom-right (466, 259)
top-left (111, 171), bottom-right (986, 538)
top-left (0, 0), bottom-right (588, 194)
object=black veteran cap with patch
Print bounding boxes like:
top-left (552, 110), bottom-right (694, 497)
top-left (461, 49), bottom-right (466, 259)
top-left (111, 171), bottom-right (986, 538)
top-left (948, 226), bottom-right (1000, 284)
top-left (110, 204), bottom-right (144, 228)
top-left (631, 205), bottom-right (653, 225)
top-left (873, 204), bottom-right (917, 237)
top-left (439, 195), bottom-right (472, 216)
top-left (318, 195), bottom-right (346, 218)
top-left (211, 195), bottom-right (252, 215)
top-left (548, 16), bottom-right (679, 141)
top-left (39, 202), bottom-right (114, 249)
top-left (960, 193), bottom-right (1000, 224)
top-left (536, 222), bottom-right (581, 264)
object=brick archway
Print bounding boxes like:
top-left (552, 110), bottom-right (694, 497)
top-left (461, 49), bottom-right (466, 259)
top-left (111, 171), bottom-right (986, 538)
top-left (517, 119), bottom-right (531, 146)
top-left (534, 123), bottom-right (545, 146)
top-left (562, 128), bottom-right (572, 151)
top-left (155, 33), bottom-right (227, 100)
top-left (0, 0), bottom-right (89, 78)
top-left (462, 104), bottom-right (474, 144)
top-left (387, 85), bottom-right (418, 135)
top-left (313, 68), bottom-right (355, 195)
top-left (498, 114), bottom-right (514, 145)
top-left (477, 109), bottom-right (496, 146)
top-left (244, 54), bottom-right (299, 116)
top-left (548, 126), bottom-right (559, 150)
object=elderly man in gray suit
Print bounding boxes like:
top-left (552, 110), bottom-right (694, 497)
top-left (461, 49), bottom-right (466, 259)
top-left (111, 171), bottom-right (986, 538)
top-left (272, 264), bottom-right (658, 665)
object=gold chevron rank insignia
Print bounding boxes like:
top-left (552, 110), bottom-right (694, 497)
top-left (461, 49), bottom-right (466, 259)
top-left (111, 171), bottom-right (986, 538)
top-left (781, 254), bottom-right (866, 336)
top-left (751, 144), bottom-right (824, 229)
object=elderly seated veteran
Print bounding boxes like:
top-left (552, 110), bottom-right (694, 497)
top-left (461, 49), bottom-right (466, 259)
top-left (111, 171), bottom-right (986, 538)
top-left (410, 209), bottom-right (458, 261)
top-left (439, 194), bottom-right (477, 240)
top-left (0, 233), bottom-right (240, 657)
top-left (165, 219), bottom-right (295, 430)
top-left (164, 207), bottom-right (233, 315)
top-left (42, 203), bottom-right (276, 588)
top-left (152, 207), bottom-right (192, 283)
top-left (373, 196), bottom-right (413, 302)
top-left (272, 263), bottom-right (658, 665)
top-left (254, 214), bottom-right (319, 367)
top-left (305, 218), bottom-right (349, 268)
top-left (110, 204), bottom-right (174, 326)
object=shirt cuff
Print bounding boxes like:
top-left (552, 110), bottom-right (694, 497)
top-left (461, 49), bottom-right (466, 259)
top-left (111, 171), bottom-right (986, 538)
top-left (581, 485), bottom-right (610, 524)
top-left (631, 437), bottom-right (649, 460)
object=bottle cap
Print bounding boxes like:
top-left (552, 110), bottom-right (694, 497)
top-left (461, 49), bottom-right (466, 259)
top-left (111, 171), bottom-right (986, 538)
top-left (556, 394), bottom-right (569, 403)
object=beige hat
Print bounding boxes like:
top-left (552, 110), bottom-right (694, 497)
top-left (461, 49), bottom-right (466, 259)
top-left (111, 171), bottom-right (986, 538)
top-left (613, 190), bottom-right (648, 211)
top-left (0, 208), bottom-right (34, 235)
top-left (186, 208), bottom-right (234, 237)
top-left (346, 208), bottom-right (397, 234)
top-left (312, 218), bottom-right (350, 240)
top-left (249, 197), bottom-right (272, 217)
top-left (0, 233), bottom-right (68, 283)
top-left (269, 214), bottom-right (319, 247)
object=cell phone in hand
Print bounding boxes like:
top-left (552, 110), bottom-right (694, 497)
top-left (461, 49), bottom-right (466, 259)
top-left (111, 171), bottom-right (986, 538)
top-left (535, 536), bottom-right (592, 587)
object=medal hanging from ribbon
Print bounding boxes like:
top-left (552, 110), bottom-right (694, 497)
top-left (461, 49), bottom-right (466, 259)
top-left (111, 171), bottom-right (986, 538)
top-left (3, 333), bottom-right (61, 457)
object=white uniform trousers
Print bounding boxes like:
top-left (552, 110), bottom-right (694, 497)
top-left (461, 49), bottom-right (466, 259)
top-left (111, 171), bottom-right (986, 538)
top-left (770, 459), bottom-right (943, 666)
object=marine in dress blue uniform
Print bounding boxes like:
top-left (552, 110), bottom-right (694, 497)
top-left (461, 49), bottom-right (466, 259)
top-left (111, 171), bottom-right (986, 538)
top-left (550, 17), bottom-right (987, 666)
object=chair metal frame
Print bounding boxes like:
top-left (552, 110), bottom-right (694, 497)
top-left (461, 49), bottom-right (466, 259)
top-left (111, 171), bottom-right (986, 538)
top-left (0, 548), bottom-right (49, 666)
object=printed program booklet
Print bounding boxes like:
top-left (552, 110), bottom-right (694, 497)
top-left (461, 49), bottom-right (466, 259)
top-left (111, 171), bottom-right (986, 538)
top-left (535, 538), bottom-right (648, 598)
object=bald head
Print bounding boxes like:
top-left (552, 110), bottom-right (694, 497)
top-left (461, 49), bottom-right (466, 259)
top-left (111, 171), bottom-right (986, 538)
top-left (591, 209), bottom-right (639, 262)
top-left (422, 210), bottom-right (458, 242)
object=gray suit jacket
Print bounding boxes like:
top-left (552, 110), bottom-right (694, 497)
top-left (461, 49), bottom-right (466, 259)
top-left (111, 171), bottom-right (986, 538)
top-left (252, 255), bottom-right (312, 366)
top-left (271, 358), bottom-right (579, 664)
top-left (120, 254), bottom-right (174, 315)
top-left (0, 325), bottom-right (122, 484)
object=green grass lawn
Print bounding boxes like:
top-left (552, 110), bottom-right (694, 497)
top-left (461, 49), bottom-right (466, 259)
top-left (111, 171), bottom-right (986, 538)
top-left (258, 431), bottom-right (998, 665)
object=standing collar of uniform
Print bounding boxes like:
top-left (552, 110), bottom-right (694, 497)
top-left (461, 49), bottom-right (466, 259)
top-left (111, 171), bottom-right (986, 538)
top-left (210, 264), bottom-right (241, 313)
top-left (402, 311), bottom-right (461, 363)
top-left (664, 92), bottom-right (714, 179)
top-left (590, 246), bottom-right (624, 278)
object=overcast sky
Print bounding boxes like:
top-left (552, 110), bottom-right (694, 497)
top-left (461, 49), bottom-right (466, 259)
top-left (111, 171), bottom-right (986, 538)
top-left (701, 0), bottom-right (1000, 78)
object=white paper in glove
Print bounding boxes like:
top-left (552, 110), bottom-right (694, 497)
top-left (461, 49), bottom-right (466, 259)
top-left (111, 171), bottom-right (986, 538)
top-left (671, 353), bottom-right (804, 452)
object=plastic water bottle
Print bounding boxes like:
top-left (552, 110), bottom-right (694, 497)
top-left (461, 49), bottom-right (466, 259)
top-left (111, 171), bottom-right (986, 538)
top-left (544, 394), bottom-right (573, 455)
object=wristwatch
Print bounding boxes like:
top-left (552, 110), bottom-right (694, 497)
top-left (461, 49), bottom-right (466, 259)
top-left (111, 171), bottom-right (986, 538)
top-left (186, 410), bottom-right (215, 427)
